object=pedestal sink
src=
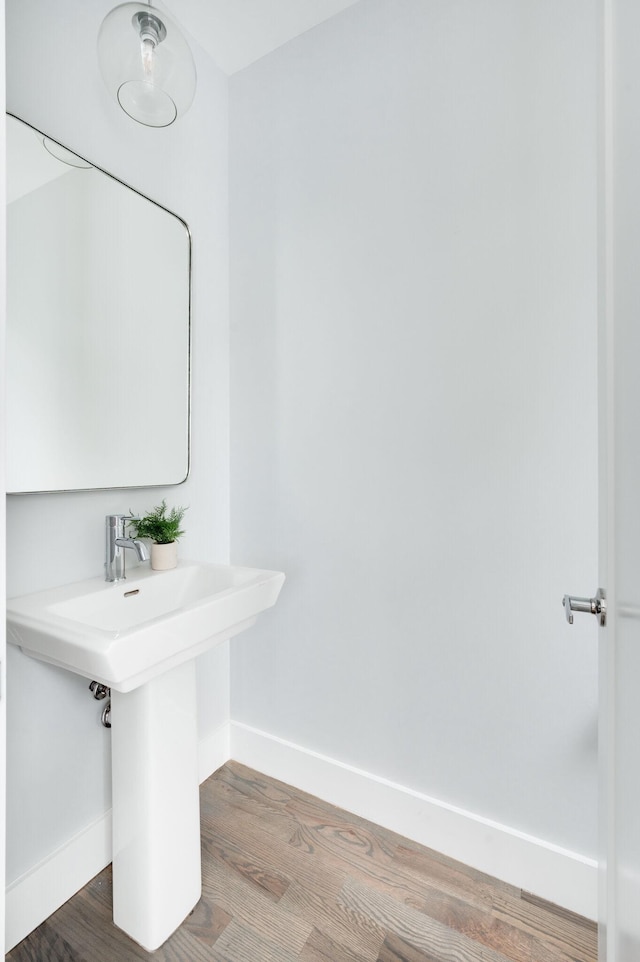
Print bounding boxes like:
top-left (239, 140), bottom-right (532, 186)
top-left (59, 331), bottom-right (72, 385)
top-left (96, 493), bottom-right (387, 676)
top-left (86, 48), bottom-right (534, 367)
top-left (6, 560), bottom-right (285, 950)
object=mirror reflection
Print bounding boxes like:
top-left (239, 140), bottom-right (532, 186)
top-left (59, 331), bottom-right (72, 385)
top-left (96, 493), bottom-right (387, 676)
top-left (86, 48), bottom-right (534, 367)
top-left (6, 114), bottom-right (191, 493)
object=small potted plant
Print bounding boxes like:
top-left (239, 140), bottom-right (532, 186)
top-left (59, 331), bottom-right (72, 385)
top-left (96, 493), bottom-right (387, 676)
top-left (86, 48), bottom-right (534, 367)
top-left (131, 499), bottom-right (187, 571)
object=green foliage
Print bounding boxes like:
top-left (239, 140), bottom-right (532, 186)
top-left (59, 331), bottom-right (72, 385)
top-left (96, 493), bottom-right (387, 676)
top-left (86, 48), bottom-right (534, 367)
top-left (130, 499), bottom-right (187, 545)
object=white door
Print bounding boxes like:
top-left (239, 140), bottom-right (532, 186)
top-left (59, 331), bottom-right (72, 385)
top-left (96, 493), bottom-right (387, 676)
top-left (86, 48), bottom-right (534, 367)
top-left (597, 0), bottom-right (640, 957)
top-left (0, 0), bottom-right (7, 951)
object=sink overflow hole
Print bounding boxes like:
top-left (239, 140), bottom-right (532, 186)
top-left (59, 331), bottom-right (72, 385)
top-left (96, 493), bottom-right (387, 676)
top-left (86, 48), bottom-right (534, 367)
top-left (124, 589), bottom-right (140, 597)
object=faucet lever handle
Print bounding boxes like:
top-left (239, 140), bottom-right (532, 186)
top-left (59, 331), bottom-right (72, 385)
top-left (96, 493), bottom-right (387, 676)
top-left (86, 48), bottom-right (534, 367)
top-left (106, 513), bottom-right (140, 528)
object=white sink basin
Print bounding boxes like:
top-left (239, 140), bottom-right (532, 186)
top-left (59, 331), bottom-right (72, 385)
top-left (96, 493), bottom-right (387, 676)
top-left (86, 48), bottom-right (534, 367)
top-left (7, 557), bottom-right (286, 950)
top-left (7, 560), bottom-right (285, 692)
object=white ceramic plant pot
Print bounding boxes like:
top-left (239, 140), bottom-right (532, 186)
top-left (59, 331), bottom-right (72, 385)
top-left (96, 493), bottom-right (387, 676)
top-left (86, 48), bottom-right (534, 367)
top-left (151, 541), bottom-right (178, 571)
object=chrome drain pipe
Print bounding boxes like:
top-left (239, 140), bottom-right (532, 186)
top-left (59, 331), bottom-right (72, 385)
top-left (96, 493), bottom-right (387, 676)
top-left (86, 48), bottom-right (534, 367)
top-left (89, 680), bottom-right (112, 728)
top-left (101, 699), bottom-right (111, 729)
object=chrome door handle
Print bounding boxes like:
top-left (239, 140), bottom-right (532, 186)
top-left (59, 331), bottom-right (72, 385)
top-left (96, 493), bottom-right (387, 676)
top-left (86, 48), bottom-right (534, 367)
top-left (562, 588), bottom-right (606, 626)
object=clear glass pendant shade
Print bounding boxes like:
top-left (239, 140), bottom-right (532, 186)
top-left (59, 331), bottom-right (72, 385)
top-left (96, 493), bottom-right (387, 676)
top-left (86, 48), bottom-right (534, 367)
top-left (98, 3), bottom-right (196, 127)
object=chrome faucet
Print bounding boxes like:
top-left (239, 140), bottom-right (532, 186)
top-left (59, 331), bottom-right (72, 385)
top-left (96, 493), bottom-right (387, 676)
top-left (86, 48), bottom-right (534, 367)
top-left (105, 514), bottom-right (149, 583)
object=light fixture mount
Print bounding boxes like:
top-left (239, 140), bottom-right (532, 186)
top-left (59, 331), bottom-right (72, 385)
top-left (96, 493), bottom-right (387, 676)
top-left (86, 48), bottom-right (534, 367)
top-left (133, 10), bottom-right (167, 48)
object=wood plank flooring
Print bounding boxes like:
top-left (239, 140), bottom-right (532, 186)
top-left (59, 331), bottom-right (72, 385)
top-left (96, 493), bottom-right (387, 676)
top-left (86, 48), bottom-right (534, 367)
top-left (6, 762), bottom-right (598, 962)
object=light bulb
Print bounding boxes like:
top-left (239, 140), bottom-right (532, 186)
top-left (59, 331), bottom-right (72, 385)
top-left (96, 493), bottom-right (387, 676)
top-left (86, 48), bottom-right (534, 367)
top-left (135, 10), bottom-right (166, 76)
top-left (141, 35), bottom-right (155, 77)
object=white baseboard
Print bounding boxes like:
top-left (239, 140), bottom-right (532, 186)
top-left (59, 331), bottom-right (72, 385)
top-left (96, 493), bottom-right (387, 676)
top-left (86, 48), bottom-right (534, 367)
top-left (5, 719), bottom-right (597, 952)
top-left (5, 811), bottom-right (113, 953)
top-left (5, 722), bottom-right (232, 953)
top-left (229, 721), bottom-right (598, 921)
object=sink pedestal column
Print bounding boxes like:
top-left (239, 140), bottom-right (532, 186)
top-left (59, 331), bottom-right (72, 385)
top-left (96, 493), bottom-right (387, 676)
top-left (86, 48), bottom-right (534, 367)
top-left (110, 660), bottom-right (201, 951)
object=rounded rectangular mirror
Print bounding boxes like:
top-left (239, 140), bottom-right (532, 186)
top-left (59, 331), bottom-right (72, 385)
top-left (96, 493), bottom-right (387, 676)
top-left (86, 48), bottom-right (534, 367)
top-left (6, 114), bottom-right (191, 493)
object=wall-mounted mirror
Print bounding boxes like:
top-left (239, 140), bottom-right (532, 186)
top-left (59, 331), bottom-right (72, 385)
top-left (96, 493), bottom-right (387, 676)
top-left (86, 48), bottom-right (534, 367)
top-left (6, 114), bottom-right (191, 493)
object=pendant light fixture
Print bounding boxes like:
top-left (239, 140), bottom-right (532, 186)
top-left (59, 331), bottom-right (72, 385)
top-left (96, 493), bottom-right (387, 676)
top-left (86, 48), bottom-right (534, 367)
top-left (98, 2), bottom-right (197, 127)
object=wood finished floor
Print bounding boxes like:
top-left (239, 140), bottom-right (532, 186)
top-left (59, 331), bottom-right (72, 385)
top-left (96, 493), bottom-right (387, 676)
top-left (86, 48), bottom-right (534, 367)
top-left (6, 762), bottom-right (598, 962)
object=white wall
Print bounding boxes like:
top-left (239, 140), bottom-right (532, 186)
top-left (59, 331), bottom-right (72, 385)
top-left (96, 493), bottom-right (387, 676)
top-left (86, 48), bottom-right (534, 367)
top-left (5, 0), bottom-right (601, 936)
top-left (230, 0), bottom-right (599, 868)
top-left (5, 0), bottom-right (229, 886)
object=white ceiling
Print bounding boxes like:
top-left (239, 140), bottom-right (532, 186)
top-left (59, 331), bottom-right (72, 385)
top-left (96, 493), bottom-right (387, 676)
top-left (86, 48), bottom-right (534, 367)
top-left (169, 0), bottom-right (361, 75)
